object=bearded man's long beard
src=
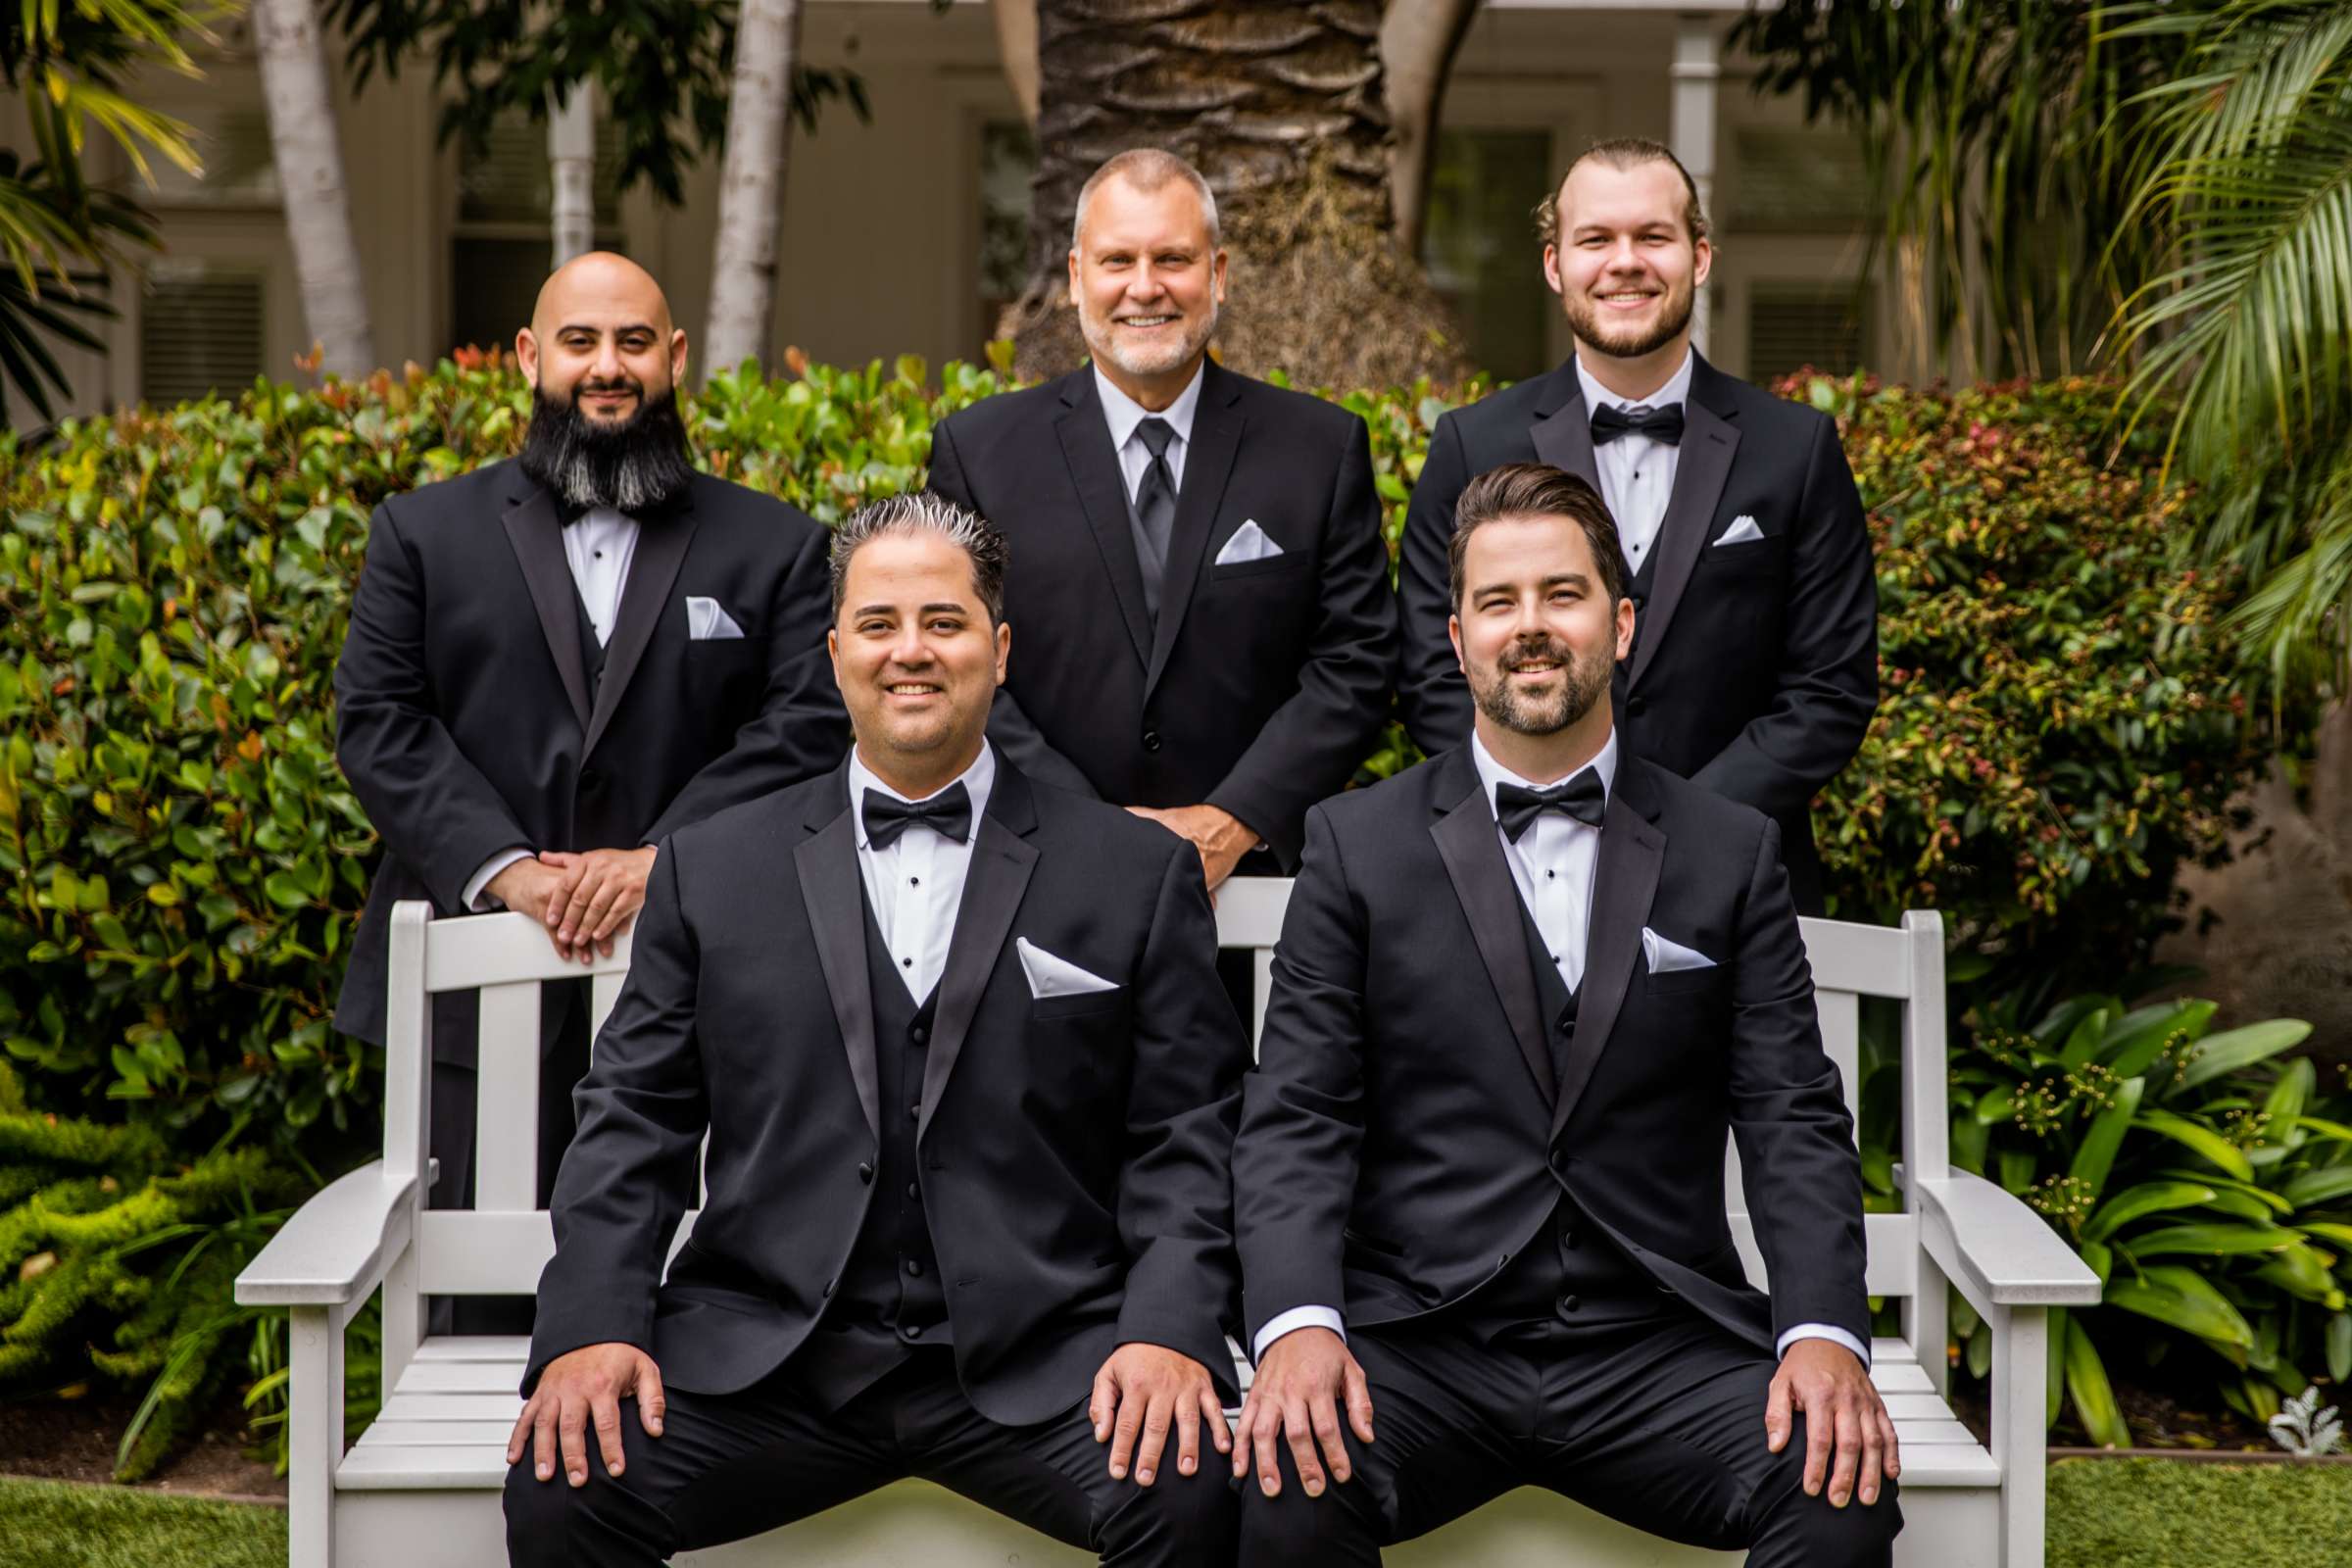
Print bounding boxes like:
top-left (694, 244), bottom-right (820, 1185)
top-left (516, 384), bottom-right (697, 513)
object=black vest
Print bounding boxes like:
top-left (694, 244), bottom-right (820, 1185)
top-left (1459, 889), bottom-right (1676, 1338)
top-left (1623, 532), bottom-right (1663, 662)
top-left (791, 887), bottom-right (953, 1409)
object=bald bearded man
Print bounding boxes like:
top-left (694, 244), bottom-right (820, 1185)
top-left (334, 256), bottom-right (848, 1330)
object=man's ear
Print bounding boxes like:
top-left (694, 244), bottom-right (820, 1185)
top-left (1448, 612), bottom-right (1466, 674)
top-left (515, 326), bottom-right (541, 381)
top-left (1614, 595), bottom-right (1637, 662)
top-left (994, 619), bottom-right (1012, 686)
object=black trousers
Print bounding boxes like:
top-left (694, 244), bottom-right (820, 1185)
top-left (1239, 1313), bottom-right (1899, 1567)
top-left (504, 1350), bottom-right (1238, 1566)
top-left (427, 979), bottom-right (592, 1338)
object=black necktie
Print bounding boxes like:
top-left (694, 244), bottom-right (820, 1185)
top-left (1494, 772), bottom-right (1607, 842)
top-left (863, 783), bottom-right (973, 851)
top-left (1590, 403), bottom-right (1686, 447)
top-left (1132, 416), bottom-right (1179, 620)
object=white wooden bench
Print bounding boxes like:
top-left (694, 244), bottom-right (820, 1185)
top-left (237, 881), bottom-right (2098, 1567)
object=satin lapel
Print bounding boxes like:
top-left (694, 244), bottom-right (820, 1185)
top-left (1528, 368), bottom-right (1601, 495)
top-left (1427, 754), bottom-right (1555, 1104)
top-left (1629, 384), bottom-right (1739, 688)
top-left (1551, 780), bottom-right (1665, 1141)
top-left (1054, 378), bottom-right (1154, 668)
top-left (917, 767), bottom-right (1041, 1141)
top-left (499, 481), bottom-right (594, 731)
top-left (582, 500), bottom-right (698, 760)
top-left (794, 780), bottom-right (879, 1143)
top-left (1143, 368), bottom-right (1245, 700)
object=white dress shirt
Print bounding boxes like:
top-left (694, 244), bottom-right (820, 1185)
top-left (1094, 362), bottom-right (1205, 507)
top-left (1576, 350), bottom-right (1693, 572)
top-left (463, 504), bottom-right (642, 911)
top-left (1252, 725), bottom-right (1866, 1368)
top-left (848, 743), bottom-right (997, 1004)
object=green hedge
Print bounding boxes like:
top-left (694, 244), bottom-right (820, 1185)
top-left (0, 351), bottom-right (2306, 1458)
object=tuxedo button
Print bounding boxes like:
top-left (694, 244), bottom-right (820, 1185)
top-left (858, 1162), bottom-right (874, 1184)
top-left (1142, 730), bottom-right (1162, 753)
top-left (579, 767), bottom-right (603, 790)
top-left (1497, 1252), bottom-right (1511, 1269)
top-left (1560, 1295), bottom-right (1582, 1313)
top-left (910, 1023), bottom-right (929, 1045)
top-left (1627, 695), bottom-right (1648, 716)
top-left (822, 1277), bottom-right (836, 1298)
top-left (906, 1259), bottom-right (924, 1277)
top-left (1563, 1229), bottom-right (1581, 1250)
top-left (905, 1182), bottom-right (919, 1201)
top-left (908, 1102), bottom-right (921, 1121)
top-left (905, 1323), bottom-right (924, 1339)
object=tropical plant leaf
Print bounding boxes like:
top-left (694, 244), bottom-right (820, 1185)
top-left (2065, 1317), bottom-right (2132, 1448)
top-left (2106, 1263), bottom-right (2257, 1350)
top-left (2134, 1110), bottom-right (2257, 1180)
top-left (2083, 1179), bottom-right (2219, 1243)
top-left (2176, 1021), bottom-right (2315, 1090)
top-left (2126, 1223), bottom-right (2299, 1257)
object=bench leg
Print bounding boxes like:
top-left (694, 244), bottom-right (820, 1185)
top-left (1904, 1255), bottom-right (1951, 1402)
top-left (289, 1305), bottom-right (344, 1568)
top-left (1988, 1303), bottom-right (2047, 1568)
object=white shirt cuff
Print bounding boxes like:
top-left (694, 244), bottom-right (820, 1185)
top-left (1252, 1305), bottom-right (1346, 1364)
top-left (1778, 1323), bottom-right (1870, 1365)
top-left (463, 848), bottom-right (534, 912)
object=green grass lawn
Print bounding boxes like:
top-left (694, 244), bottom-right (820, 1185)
top-left (3, 1460), bottom-right (2348, 1566)
top-left (0, 1476), bottom-right (285, 1568)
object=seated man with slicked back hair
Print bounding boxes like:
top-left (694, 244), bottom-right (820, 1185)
top-left (1234, 464), bottom-right (1899, 1566)
top-left (334, 254), bottom-right (848, 1334)
top-left (505, 494), bottom-right (1250, 1567)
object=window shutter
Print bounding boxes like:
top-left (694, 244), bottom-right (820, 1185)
top-left (1747, 282), bottom-right (1871, 384)
top-left (1728, 129), bottom-right (1872, 234)
top-left (139, 264), bottom-right (266, 404)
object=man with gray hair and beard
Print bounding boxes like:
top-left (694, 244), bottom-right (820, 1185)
top-left (926, 148), bottom-right (1396, 904)
top-left (333, 252), bottom-right (847, 1332)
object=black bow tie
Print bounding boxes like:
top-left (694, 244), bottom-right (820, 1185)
top-left (863, 783), bottom-right (972, 850)
top-left (1494, 772), bottom-right (1607, 842)
top-left (1590, 402), bottom-right (1686, 447)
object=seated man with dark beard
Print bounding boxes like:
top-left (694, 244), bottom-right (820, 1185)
top-left (333, 252), bottom-right (848, 1332)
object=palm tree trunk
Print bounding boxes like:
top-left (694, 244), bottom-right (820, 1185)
top-left (251, 0), bottom-right (374, 377)
top-left (1382, 0), bottom-right (1482, 259)
top-left (1007, 0), bottom-right (1467, 387)
top-left (705, 0), bottom-right (805, 376)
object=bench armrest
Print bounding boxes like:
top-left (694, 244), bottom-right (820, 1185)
top-left (236, 1161), bottom-right (416, 1312)
top-left (1913, 1170), bottom-right (2103, 1310)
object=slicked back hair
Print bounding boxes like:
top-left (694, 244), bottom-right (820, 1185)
top-left (1534, 136), bottom-right (1711, 248)
top-left (1448, 464), bottom-right (1627, 611)
top-left (829, 493), bottom-right (1010, 627)
top-left (1071, 148), bottom-right (1222, 251)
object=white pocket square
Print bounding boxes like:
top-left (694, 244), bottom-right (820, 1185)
top-left (686, 596), bottom-right (746, 640)
top-left (1016, 937), bottom-right (1120, 1000)
top-left (1642, 927), bottom-right (1718, 975)
top-left (1712, 514), bottom-right (1766, 548)
top-left (1214, 519), bottom-right (1284, 566)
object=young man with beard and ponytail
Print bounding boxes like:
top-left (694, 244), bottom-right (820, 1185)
top-left (1231, 464), bottom-right (1898, 1565)
top-left (1395, 139), bottom-right (1877, 914)
top-left (333, 253), bottom-right (847, 1331)
top-left (504, 495), bottom-right (1247, 1567)
top-left (925, 148), bottom-right (1396, 898)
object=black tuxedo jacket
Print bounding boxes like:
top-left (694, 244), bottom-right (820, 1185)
top-left (1233, 743), bottom-right (1869, 1357)
top-left (925, 361), bottom-right (1396, 868)
top-left (1394, 354), bottom-right (1877, 907)
top-left (524, 759), bottom-right (1250, 1427)
top-left (332, 463), bottom-right (848, 1061)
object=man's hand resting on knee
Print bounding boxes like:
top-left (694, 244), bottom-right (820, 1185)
top-left (1766, 1338), bottom-right (1899, 1507)
top-left (1233, 1326), bottom-right (1375, 1499)
top-left (1091, 1343), bottom-right (1231, 1487)
top-left (509, 1343), bottom-right (666, 1488)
